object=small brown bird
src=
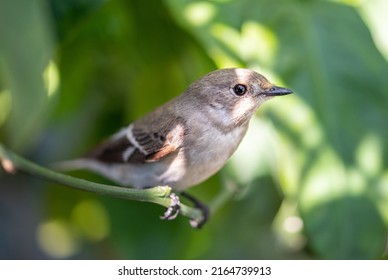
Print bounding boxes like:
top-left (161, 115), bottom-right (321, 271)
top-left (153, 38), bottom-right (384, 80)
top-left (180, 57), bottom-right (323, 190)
top-left (60, 68), bottom-right (292, 227)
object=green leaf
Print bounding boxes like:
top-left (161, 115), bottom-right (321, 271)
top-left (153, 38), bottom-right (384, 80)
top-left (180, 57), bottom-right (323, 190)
top-left (0, 0), bottom-right (55, 149)
top-left (166, 0), bottom-right (388, 259)
top-left (270, 1), bottom-right (388, 259)
top-left (303, 195), bottom-right (386, 259)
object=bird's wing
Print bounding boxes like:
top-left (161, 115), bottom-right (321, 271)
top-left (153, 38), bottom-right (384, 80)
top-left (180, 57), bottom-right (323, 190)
top-left (86, 124), bottom-right (183, 164)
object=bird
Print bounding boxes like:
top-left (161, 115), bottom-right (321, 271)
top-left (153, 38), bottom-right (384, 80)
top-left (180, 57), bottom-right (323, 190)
top-left (58, 68), bottom-right (293, 227)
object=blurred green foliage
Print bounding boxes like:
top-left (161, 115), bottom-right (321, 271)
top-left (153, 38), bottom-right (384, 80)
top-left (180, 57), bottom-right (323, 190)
top-left (1, 0), bottom-right (388, 259)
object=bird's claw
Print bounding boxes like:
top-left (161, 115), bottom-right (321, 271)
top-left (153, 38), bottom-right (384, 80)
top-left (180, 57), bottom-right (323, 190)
top-left (160, 193), bottom-right (180, 220)
top-left (159, 192), bottom-right (209, 229)
top-left (188, 209), bottom-right (209, 229)
top-left (181, 192), bottom-right (209, 229)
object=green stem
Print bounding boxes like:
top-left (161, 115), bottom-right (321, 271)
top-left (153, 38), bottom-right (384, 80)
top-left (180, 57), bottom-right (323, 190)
top-left (0, 143), bottom-right (202, 223)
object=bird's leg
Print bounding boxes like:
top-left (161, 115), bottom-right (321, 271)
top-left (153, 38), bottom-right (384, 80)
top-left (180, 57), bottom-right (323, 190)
top-left (160, 193), bottom-right (180, 220)
top-left (181, 192), bottom-right (209, 229)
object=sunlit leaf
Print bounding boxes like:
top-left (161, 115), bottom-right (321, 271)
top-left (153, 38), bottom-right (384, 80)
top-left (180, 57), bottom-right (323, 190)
top-left (0, 0), bottom-right (54, 149)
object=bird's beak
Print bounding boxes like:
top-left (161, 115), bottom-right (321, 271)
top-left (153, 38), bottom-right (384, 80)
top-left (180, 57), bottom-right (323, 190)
top-left (264, 86), bottom-right (293, 97)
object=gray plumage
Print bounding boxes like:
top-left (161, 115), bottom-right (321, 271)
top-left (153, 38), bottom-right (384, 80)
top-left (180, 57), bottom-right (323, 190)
top-left (58, 68), bottom-right (292, 191)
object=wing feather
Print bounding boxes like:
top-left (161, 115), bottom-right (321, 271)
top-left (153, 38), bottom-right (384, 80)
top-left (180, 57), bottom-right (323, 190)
top-left (86, 119), bottom-right (185, 164)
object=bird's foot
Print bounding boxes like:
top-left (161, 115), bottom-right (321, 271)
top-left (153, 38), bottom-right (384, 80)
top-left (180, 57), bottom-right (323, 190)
top-left (160, 193), bottom-right (180, 220)
top-left (181, 192), bottom-right (210, 229)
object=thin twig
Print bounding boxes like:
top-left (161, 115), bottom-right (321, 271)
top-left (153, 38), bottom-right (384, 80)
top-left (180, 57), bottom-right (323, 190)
top-left (0, 143), bottom-right (202, 223)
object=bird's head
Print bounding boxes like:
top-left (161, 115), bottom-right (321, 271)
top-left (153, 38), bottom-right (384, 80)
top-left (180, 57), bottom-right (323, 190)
top-left (186, 68), bottom-right (293, 129)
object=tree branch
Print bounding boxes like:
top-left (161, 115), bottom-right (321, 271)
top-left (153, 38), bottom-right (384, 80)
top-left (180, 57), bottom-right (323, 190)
top-left (0, 143), bottom-right (202, 225)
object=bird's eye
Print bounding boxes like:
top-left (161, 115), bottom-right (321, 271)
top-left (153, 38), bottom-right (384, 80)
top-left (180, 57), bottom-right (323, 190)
top-left (233, 84), bottom-right (247, 96)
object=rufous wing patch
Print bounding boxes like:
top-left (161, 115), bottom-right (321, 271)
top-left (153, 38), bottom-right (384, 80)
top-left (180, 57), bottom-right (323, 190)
top-left (144, 144), bottom-right (177, 162)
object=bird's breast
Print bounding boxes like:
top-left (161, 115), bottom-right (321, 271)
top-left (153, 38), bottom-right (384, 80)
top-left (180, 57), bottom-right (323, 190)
top-left (169, 124), bottom-right (248, 190)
